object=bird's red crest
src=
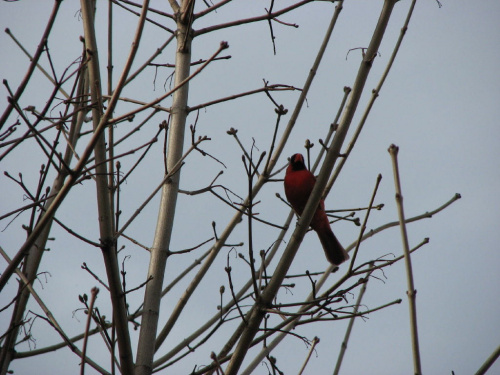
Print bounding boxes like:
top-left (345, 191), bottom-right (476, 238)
top-left (292, 153), bottom-right (304, 164)
top-left (289, 153), bottom-right (306, 171)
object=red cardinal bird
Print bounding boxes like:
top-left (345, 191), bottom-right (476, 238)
top-left (284, 153), bottom-right (349, 266)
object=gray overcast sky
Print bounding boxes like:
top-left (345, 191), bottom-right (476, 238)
top-left (1, 1), bottom-right (499, 374)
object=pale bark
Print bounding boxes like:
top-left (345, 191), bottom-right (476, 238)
top-left (135, 3), bottom-right (194, 374)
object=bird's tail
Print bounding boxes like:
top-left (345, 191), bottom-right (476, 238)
top-left (315, 227), bottom-right (349, 266)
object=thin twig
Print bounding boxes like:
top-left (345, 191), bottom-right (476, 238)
top-left (0, 0), bottom-right (62, 130)
top-left (81, 287), bottom-right (99, 375)
top-left (82, 263), bottom-right (110, 291)
top-left (195, 0), bottom-right (232, 18)
top-left (111, 0), bottom-right (175, 33)
top-left (347, 174), bottom-right (382, 273)
top-left (297, 336), bottom-right (319, 375)
top-left (474, 344), bottom-right (500, 375)
top-left (194, 0), bottom-right (314, 36)
top-left (189, 83), bottom-right (297, 113)
top-left (5, 28), bottom-right (70, 98)
top-left (388, 144), bottom-right (422, 375)
top-left (333, 263), bottom-right (374, 375)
